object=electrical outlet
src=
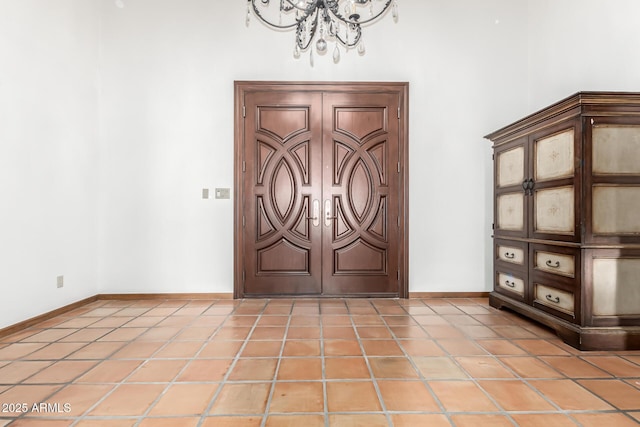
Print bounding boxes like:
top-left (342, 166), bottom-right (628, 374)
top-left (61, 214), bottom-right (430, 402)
top-left (202, 188), bottom-right (209, 199)
top-left (57, 275), bottom-right (64, 288)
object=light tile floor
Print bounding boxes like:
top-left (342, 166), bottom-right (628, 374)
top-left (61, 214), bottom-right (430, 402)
top-left (0, 297), bottom-right (639, 426)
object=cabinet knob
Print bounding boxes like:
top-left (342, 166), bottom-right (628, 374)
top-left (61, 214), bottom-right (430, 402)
top-left (504, 280), bottom-right (516, 288)
top-left (504, 252), bottom-right (515, 259)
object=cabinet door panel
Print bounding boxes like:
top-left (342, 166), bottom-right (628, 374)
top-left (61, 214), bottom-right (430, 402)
top-left (592, 258), bottom-right (640, 316)
top-left (497, 193), bottom-right (525, 232)
top-left (535, 129), bottom-right (575, 182)
top-left (497, 146), bottom-right (525, 187)
top-left (593, 186), bottom-right (640, 235)
top-left (534, 186), bottom-right (575, 235)
top-left (593, 125), bottom-right (640, 175)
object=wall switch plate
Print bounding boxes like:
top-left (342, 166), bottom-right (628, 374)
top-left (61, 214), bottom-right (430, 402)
top-left (202, 188), bottom-right (209, 199)
top-left (57, 275), bottom-right (64, 288)
top-left (215, 188), bottom-right (230, 199)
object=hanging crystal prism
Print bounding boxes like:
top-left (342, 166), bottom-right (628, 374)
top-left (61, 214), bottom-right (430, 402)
top-left (316, 20), bottom-right (327, 53)
top-left (357, 40), bottom-right (365, 55)
top-left (246, 3), bottom-right (251, 27)
top-left (333, 43), bottom-right (341, 63)
top-left (392, 0), bottom-right (399, 21)
top-left (346, 28), bottom-right (350, 52)
top-left (310, 49), bottom-right (314, 67)
top-left (294, 43), bottom-right (301, 59)
top-left (316, 38), bottom-right (328, 53)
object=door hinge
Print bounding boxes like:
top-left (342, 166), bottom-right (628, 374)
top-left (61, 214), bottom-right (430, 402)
top-left (492, 153), bottom-right (495, 161)
top-left (397, 270), bottom-right (400, 281)
top-left (492, 223), bottom-right (495, 230)
top-left (397, 107), bottom-right (400, 119)
top-left (243, 270), bottom-right (246, 281)
top-left (397, 216), bottom-right (400, 227)
top-left (242, 161), bottom-right (246, 172)
top-left (397, 162), bottom-right (401, 173)
top-left (242, 105), bottom-right (246, 118)
top-left (242, 216), bottom-right (245, 227)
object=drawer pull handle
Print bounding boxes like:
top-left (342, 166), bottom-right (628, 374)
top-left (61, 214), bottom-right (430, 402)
top-left (545, 259), bottom-right (560, 268)
top-left (545, 294), bottom-right (560, 304)
top-left (504, 280), bottom-right (516, 288)
top-left (504, 252), bottom-right (515, 259)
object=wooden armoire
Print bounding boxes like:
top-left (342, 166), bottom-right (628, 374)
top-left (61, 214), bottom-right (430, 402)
top-left (486, 92), bottom-right (640, 350)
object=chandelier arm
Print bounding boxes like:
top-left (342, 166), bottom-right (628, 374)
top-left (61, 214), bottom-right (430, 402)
top-left (249, 0), bottom-right (299, 30)
top-left (322, 0), bottom-right (394, 26)
top-left (335, 24), bottom-right (361, 48)
top-left (295, 7), bottom-right (319, 51)
top-left (282, 0), bottom-right (321, 13)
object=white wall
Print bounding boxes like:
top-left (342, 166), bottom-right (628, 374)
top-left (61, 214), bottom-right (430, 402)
top-left (96, 0), bottom-right (529, 294)
top-left (526, 0), bottom-right (640, 111)
top-left (4, 0), bottom-right (639, 328)
top-left (0, 1), bottom-right (101, 328)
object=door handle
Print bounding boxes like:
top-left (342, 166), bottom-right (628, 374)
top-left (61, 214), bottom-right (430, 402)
top-left (324, 199), bottom-right (337, 227)
top-left (305, 199), bottom-right (320, 227)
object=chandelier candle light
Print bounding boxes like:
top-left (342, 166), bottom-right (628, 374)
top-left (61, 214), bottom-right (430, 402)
top-left (246, 0), bottom-right (398, 66)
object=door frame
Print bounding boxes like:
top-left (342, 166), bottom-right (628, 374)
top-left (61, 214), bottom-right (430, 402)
top-left (233, 81), bottom-right (409, 298)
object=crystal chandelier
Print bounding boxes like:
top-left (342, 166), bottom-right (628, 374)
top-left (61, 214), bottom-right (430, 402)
top-left (246, 0), bottom-right (398, 65)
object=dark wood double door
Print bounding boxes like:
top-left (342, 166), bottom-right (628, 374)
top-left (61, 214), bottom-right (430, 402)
top-left (234, 82), bottom-right (408, 297)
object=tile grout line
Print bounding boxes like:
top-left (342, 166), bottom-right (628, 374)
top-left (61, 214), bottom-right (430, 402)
top-left (377, 299), bottom-right (453, 425)
top-left (65, 299), bottom-right (219, 426)
top-left (393, 299), bottom-right (522, 425)
top-left (348, 299), bottom-right (394, 427)
top-left (260, 299), bottom-right (294, 427)
top-left (5, 301), bottom-right (146, 425)
top-left (129, 300), bottom-right (222, 427)
top-left (66, 300), bottom-right (191, 426)
top-left (461, 301), bottom-right (601, 424)
top-left (319, 299), bottom-right (336, 427)
top-left (438, 300), bottom-right (528, 426)
top-left (197, 298), bottom-right (268, 426)
top-left (2, 297), bottom-right (640, 426)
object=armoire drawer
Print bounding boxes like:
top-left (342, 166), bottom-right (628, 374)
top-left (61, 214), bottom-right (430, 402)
top-left (533, 282), bottom-right (576, 321)
top-left (531, 244), bottom-right (579, 278)
top-left (495, 269), bottom-right (526, 300)
top-left (496, 240), bottom-right (527, 267)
